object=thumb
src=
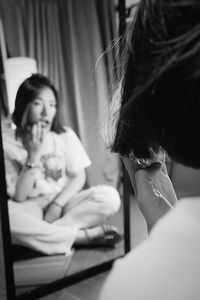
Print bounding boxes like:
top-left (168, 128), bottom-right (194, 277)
top-left (145, 161), bottom-right (162, 177)
top-left (135, 162), bottom-right (162, 205)
top-left (135, 161), bottom-right (162, 186)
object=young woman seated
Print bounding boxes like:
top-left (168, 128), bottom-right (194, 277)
top-left (3, 74), bottom-right (121, 255)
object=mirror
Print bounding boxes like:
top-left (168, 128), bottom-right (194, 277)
top-left (0, 100), bottom-right (127, 300)
top-left (0, 1), bottom-right (129, 299)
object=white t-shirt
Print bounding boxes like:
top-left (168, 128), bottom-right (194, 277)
top-left (3, 127), bottom-right (91, 207)
top-left (99, 198), bottom-right (200, 300)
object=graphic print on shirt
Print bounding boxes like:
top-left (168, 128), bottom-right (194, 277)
top-left (41, 153), bottom-right (63, 181)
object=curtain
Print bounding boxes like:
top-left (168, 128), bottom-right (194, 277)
top-left (0, 0), bottom-right (120, 187)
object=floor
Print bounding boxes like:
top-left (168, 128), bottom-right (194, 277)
top-left (16, 197), bottom-right (148, 300)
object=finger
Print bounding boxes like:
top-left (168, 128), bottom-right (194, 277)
top-left (31, 123), bottom-right (38, 142)
top-left (40, 126), bottom-right (45, 142)
top-left (25, 124), bottom-right (31, 134)
top-left (135, 162), bottom-right (162, 198)
top-left (138, 161), bottom-right (162, 182)
top-left (153, 188), bottom-right (173, 208)
top-left (151, 151), bottom-right (167, 174)
top-left (36, 122), bottom-right (42, 142)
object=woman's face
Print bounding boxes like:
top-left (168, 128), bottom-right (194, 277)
top-left (27, 87), bottom-right (57, 132)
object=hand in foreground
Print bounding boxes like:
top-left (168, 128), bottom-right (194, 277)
top-left (44, 202), bottom-right (63, 223)
top-left (124, 157), bottom-right (178, 232)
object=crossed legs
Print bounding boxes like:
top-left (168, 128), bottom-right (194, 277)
top-left (9, 185), bottom-right (121, 254)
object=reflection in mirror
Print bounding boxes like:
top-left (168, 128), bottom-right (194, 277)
top-left (0, 1), bottom-right (128, 299)
top-left (1, 111), bottom-right (126, 299)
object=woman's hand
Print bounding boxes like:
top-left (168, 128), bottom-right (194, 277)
top-left (44, 202), bottom-right (63, 223)
top-left (23, 122), bottom-right (45, 161)
top-left (123, 156), bottom-right (178, 232)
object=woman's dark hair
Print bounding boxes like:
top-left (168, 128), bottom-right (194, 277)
top-left (111, 0), bottom-right (200, 168)
top-left (13, 73), bottom-right (64, 136)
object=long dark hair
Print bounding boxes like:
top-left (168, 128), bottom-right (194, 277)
top-left (110, 0), bottom-right (200, 168)
top-left (13, 74), bottom-right (65, 136)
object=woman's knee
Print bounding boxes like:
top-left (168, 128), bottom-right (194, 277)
top-left (91, 185), bottom-right (121, 215)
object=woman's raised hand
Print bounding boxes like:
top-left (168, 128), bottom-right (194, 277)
top-left (23, 122), bottom-right (45, 161)
top-left (123, 156), bottom-right (178, 232)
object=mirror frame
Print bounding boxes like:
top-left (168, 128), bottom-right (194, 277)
top-left (0, 113), bottom-right (131, 300)
top-left (0, 1), bottom-right (130, 298)
top-left (0, 117), bottom-right (15, 300)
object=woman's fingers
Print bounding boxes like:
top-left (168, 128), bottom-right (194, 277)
top-left (31, 123), bottom-right (38, 143)
top-left (23, 122), bottom-right (45, 157)
top-left (134, 162), bottom-right (174, 231)
top-left (40, 126), bottom-right (45, 142)
top-left (30, 122), bottom-right (44, 143)
top-left (140, 161), bottom-right (162, 181)
top-left (135, 162), bottom-right (162, 200)
top-left (36, 122), bottom-right (41, 142)
top-left (123, 155), bottom-right (177, 231)
top-left (136, 162), bottom-right (178, 208)
top-left (122, 156), bottom-right (163, 195)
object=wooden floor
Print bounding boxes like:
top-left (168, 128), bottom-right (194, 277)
top-left (38, 197), bottom-right (148, 300)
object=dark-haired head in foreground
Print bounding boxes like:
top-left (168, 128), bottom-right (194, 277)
top-left (110, 0), bottom-right (200, 168)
